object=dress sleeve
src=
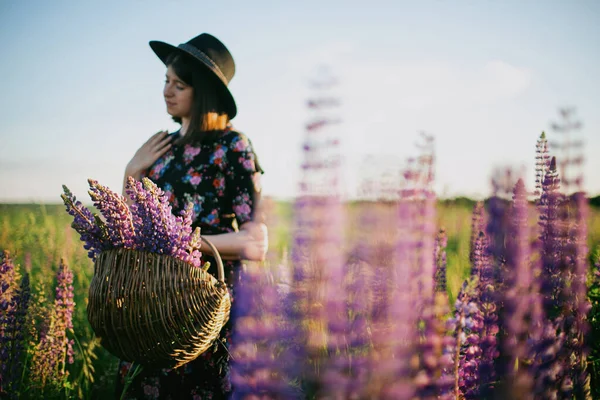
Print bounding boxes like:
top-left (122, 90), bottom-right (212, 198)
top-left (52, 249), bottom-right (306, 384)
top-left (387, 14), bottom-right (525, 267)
top-left (225, 132), bottom-right (263, 227)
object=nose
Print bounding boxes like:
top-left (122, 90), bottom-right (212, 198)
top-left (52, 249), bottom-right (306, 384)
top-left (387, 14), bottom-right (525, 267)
top-left (163, 83), bottom-right (173, 98)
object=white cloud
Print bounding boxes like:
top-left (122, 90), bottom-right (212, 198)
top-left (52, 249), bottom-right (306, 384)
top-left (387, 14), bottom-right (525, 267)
top-left (338, 59), bottom-right (533, 115)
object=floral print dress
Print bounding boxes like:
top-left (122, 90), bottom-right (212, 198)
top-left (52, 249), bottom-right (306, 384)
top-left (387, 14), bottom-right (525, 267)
top-left (116, 126), bottom-right (262, 399)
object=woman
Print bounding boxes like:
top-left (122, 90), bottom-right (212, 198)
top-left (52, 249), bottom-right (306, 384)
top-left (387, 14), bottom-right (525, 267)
top-left (117, 33), bottom-right (267, 399)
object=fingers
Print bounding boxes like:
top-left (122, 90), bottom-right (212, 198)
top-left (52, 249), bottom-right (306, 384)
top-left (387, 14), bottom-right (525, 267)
top-left (152, 134), bottom-right (172, 153)
top-left (143, 131), bottom-right (172, 158)
top-left (146, 130), bottom-right (167, 145)
top-left (149, 131), bottom-right (169, 146)
top-left (129, 131), bottom-right (173, 173)
top-left (155, 141), bottom-right (173, 158)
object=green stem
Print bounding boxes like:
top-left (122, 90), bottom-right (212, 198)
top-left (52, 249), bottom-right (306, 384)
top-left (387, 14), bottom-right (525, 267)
top-left (72, 333), bottom-right (87, 389)
top-left (120, 363), bottom-right (144, 400)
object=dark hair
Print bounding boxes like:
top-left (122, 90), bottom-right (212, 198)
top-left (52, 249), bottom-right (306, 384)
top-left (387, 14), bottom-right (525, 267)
top-left (166, 52), bottom-right (230, 144)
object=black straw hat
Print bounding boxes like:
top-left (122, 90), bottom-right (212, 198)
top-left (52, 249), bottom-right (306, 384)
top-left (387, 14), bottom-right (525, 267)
top-left (149, 33), bottom-right (237, 118)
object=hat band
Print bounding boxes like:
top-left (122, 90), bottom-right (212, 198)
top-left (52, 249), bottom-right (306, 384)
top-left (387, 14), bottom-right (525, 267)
top-left (177, 43), bottom-right (229, 85)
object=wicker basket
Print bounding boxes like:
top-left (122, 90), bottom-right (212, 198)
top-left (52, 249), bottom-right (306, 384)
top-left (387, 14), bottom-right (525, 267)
top-left (87, 237), bottom-right (231, 369)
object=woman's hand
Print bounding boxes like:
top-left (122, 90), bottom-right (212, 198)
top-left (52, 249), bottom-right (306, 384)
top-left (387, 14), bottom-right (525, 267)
top-left (125, 130), bottom-right (172, 178)
top-left (239, 221), bottom-right (269, 261)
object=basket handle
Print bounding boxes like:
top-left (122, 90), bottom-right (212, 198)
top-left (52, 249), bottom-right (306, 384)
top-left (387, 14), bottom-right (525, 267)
top-left (200, 236), bottom-right (225, 283)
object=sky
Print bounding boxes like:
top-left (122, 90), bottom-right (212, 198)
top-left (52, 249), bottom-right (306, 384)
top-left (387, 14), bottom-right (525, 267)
top-left (0, 0), bottom-right (599, 203)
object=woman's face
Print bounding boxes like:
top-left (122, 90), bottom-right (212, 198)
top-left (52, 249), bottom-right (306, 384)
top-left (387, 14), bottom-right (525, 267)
top-left (163, 65), bottom-right (194, 119)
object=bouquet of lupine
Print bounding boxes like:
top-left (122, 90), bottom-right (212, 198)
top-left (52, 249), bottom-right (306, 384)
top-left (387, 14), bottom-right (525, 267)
top-left (61, 177), bottom-right (202, 267)
top-left (61, 177), bottom-right (230, 370)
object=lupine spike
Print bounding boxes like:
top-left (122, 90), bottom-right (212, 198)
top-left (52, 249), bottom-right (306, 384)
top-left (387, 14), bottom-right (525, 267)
top-left (534, 132), bottom-right (550, 198)
top-left (499, 178), bottom-right (538, 397)
top-left (537, 156), bottom-right (566, 321)
top-left (415, 292), bottom-right (455, 399)
top-left (29, 259), bottom-right (76, 389)
top-left (434, 228), bottom-right (448, 293)
top-left (61, 185), bottom-right (107, 260)
top-left (0, 251), bottom-right (25, 398)
top-left (87, 179), bottom-right (136, 249)
top-left (231, 266), bottom-right (301, 399)
top-left (469, 201), bottom-right (485, 266)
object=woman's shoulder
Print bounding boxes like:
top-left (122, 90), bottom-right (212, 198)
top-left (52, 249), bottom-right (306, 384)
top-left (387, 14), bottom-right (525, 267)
top-left (220, 128), bottom-right (253, 150)
top-left (219, 128), bottom-right (264, 174)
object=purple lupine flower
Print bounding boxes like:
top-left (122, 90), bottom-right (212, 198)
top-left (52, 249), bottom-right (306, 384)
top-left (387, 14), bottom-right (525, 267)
top-left (415, 292), bottom-right (455, 399)
top-left (528, 158), bottom-right (567, 399)
top-left (454, 220), bottom-right (500, 400)
top-left (448, 280), bottom-right (484, 399)
top-left (469, 201), bottom-right (485, 266)
top-left (549, 108), bottom-right (584, 191)
top-left (548, 109), bottom-right (590, 397)
top-left (126, 176), bottom-right (202, 266)
top-left (0, 251), bottom-right (18, 397)
top-left (30, 259), bottom-right (76, 389)
top-left (379, 193), bottom-right (422, 398)
top-left (316, 195), bottom-right (351, 399)
top-left (534, 158), bottom-right (584, 400)
top-left (176, 224), bottom-right (202, 268)
top-left (379, 134), bottom-right (437, 399)
top-left (477, 248), bottom-right (500, 397)
top-left (408, 139), bottom-right (450, 400)
top-left (138, 177), bottom-right (203, 267)
top-left (88, 179), bottom-right (135, 249)
top-left (555, 190), bottom-right (592, 398)
top-left (537, 157), bottom-right (567, 320)
top-left (283, 195), bottom-right (311, 393)
top-left (138, 177), bottom-right (177, 254)
top-left (344, 178), bottom-right (398, 398)
top-left (534, 132), bottom-right (551, 198)
top-left (172, 202), bottom-right (202, 268)
top-left (126, 176), bottom-right (164, 253)
top-left (434, 228), bottom-right (448, 293)
top-left (0, 250), bottom-right (16, 299)
top-left (532, 311), bottom-right (566, 399)
top-left (500, 178), bottom-right (538, 396)
top-left (1, 272), bottom-right (31, 399)
top-left (61, 185), bottom-right (108, 260)
top-left (343, 258), bottom-right (373, 397)
top-left (286, 72), bottom-right (354, 398)
top-left (485, 196), bottom-right (508, 290)
top-left (230, 266), bottom-right (300, 399)
top-left (55, 259), bottom-right (75, 365)
top-left (469, 229), bottom-right (499, 397)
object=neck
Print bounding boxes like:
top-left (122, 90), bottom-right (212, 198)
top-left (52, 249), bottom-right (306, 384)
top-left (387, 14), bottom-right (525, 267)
top-left (180, 117), bottom-right (191, 136)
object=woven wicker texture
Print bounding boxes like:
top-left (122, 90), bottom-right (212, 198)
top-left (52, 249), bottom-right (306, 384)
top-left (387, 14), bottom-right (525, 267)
top-left (87, 238), bottom-right (231, 369)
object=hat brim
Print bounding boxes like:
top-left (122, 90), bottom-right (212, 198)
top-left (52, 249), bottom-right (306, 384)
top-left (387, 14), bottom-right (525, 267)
top-left (149, 40), bottom-right (237, 119)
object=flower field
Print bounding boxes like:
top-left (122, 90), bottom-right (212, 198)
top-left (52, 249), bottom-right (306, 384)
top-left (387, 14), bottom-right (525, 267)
top-left (2, 185), bottom-right (600, 398)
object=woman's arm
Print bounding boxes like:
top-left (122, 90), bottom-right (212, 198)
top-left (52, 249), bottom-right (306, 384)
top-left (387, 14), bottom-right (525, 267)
top-left (201, 221), bottom-right (268, 261)
top-left (217, 132), bottom-right (267, 262)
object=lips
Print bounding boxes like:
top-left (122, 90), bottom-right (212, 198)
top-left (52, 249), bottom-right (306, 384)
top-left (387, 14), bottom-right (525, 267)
top-left (166, 101), bottom-right (176, 107)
